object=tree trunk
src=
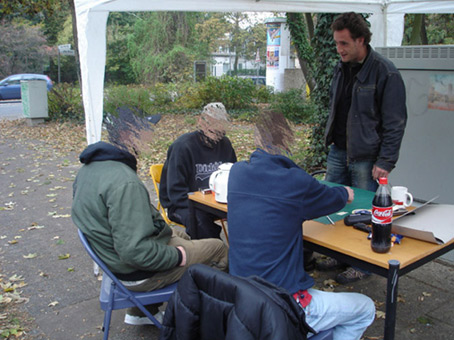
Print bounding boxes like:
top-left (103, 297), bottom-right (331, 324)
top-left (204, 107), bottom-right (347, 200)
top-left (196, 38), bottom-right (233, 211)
top-left (68, 0), bottom-right (82, 89)
top-left (304, 13), bottom-right (314, 41)
top-left (286, 13), bottom-right (316, 92)
top-left (420, 14), bottom-right (428, 45)
top-left (410, 14), bottom-right (424, 45)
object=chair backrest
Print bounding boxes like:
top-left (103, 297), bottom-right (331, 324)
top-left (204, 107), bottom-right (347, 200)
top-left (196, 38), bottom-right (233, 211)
top-left (150, 164), bottom-right (185, 227)
top-left (77, 229), bottom-right (131, 295)
top-left (77, 228), bottom-right (177, 334)
top-left (150, 163), bottom-right (164, 203)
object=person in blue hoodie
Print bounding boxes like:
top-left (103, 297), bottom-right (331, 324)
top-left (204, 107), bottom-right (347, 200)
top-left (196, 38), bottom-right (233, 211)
top-left (227, 111), bottom-right (375, 340)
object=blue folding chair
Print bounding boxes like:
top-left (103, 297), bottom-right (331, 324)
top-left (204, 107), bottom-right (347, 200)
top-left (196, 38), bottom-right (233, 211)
top-left (77, 229), bottom-right (177, 340)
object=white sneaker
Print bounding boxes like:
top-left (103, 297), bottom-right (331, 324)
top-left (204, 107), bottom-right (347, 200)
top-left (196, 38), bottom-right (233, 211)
top-left (124, 310), bottom-right (164, 326)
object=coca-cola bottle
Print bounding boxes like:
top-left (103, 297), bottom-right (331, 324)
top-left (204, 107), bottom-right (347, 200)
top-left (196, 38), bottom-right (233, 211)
top-left (371, 177), bottom-right (393, 253)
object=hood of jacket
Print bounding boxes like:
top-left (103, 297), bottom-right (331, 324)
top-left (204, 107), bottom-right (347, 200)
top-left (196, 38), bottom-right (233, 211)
top-left (79, 141), bottom-right (137, 172)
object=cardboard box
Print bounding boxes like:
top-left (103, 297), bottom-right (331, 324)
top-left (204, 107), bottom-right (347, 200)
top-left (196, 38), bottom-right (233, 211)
top-left (393, 202), bottom-right (454, 244)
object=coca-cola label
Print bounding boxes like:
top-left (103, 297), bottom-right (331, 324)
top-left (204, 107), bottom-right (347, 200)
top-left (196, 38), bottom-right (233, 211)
top-left (372, 206), bottom-right (393, 224)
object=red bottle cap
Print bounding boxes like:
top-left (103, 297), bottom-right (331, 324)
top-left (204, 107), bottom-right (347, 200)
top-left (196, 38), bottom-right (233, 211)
top-left (378, 177), bottom-right (388, 185)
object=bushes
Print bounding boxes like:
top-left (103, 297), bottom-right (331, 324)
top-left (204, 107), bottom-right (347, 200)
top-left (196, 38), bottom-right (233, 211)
top-left (47, 79), bottom-right (316, 126)
top-left (269, 88), bottom-right (316, 124)
top-left (47, 83), bottom-right (84, 122)
top-left (104, 85), bottom-right (160, 116)
top-left (195, 76), bottom-right (256, 110)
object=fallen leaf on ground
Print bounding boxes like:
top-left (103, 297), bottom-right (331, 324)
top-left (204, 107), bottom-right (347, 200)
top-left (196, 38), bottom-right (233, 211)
top-left (323, 279), bottom-right (338, 287)
top-left (23, 253), bottom-right (38, 259)
top-left (58, 254), bottom-right (70, 260)
top-left (52, 214), bottom-right (71, 218)
top-left (417, 316), bottom-right (432, 325)
top-left (48, 301), bottom-right (59, 307)
top-left (49, 186), bottom-right (66, 191)
top-left (8, 275), bottom-right (23, 282)
top-left (28, 225), bottom-right (45, 230)
top-left (376, 310), bottom-right (386, 319)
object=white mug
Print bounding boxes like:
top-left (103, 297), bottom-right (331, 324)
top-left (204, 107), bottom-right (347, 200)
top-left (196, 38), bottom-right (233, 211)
top-left (392, 186), bottom-right (413, 207)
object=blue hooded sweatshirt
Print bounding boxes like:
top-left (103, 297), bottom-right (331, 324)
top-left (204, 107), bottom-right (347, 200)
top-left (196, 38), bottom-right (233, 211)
top-left (228, 150), bottom-right (348, 294)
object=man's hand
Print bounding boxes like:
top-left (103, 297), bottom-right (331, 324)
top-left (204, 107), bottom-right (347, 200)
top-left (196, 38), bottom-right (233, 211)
top-left (344, 186), bottom-right (354, 203)
top-left (177, 246), bottom-right (187, 266)
top-left (372, 165), bottom-right (389, 180)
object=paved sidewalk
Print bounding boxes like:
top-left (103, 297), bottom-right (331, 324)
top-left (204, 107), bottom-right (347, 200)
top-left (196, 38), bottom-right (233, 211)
top-left (1, 137), bottom-right (453, 340)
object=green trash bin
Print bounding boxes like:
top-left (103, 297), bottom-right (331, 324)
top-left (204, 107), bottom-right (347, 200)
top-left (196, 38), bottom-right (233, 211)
top-left (21, 80), bottom-right (48, 124)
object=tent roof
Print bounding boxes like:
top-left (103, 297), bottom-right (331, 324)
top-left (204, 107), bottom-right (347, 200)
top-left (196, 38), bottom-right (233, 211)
top-left (79, 0), bottom-right (454, 14)
top-left (74, 0), bottom-right (454, 144)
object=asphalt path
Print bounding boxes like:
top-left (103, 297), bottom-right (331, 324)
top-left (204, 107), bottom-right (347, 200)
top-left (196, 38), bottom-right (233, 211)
top-left (1, 131), bottom-right (454, 339)
top-left (0, 100), bottom-right (23, 120)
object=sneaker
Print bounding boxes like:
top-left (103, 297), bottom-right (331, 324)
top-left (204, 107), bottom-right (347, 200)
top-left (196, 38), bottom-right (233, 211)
top-left (336, 267), bottom-right (371, 284)
top-left (124, 310), bottom-right (164, 326)
top-left (315, 257), bottom-right (346, 271)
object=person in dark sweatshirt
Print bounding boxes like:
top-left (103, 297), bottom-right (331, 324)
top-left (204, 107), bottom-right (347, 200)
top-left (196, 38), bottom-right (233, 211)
top-left (227, 111), bottom-right (375, 340)
top-left (72, 141), bottom-right (228, 326)
top-left (160, 102), bottom-right (237, 239)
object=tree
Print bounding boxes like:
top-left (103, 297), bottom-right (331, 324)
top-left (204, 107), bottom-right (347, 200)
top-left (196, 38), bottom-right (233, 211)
top-left (226, 13), bottom-right (250, 72)
top-left (104, 12), bottom-right (136, 84)
top-left (404, 14), bottom-right (454, 45)
top-left (195, 12), bottom-right (266, 74)
top-left (128, 12), bottom-right (210, 84)
top-left (243, 21), bottom-right (267, 66)
top-left (195, 13), bottom-right (230, 53)
top-left (286, 13), bottom-right (316, 92)
top-left (0, 0), bottom-right (55, 21)
top-left (287, 13), bottom-right (338, 170)
top-left (0, 20), bottom-right (53, 78)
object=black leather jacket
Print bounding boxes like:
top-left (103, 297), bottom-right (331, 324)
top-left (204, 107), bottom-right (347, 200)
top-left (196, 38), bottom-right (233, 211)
top-left (325, 46), bottom-right (407, 172)
top-left (160, 264), bottom-right (314, 340)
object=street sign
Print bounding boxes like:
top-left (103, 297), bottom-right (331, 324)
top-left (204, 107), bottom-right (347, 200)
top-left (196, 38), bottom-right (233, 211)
top-left (60, 49), bottom-right (75, 56)
top-left (255, 48), bottom-right (260, 63)
top-left (58, 44), bottom-right (71, 52)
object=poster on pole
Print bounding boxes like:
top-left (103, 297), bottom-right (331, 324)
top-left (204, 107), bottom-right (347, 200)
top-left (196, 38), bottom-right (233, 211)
top-left (267, 23), bottom-right (281, 46)
top-left (267, 46), bottom-right (279, 68)
top-left (266, 23), bottom-right (281, 68)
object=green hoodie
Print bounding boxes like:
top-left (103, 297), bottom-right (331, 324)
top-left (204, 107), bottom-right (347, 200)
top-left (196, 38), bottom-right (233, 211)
top-left (72, 142), bottom-right (180, 278)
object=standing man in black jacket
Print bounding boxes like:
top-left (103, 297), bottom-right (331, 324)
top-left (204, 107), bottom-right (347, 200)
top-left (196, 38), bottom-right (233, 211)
top-left (321, 12), bottom-right (407, 284)
top-left (160, 103), bottom-right (237, 239)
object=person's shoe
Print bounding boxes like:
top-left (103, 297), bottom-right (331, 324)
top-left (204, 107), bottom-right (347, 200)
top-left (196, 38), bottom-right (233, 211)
top-left (336, 267), bottom-right (371, 284)
top-left (124, 310), bottom-right (164, 326)
top-left (315, 257), bottom-right (346, 271)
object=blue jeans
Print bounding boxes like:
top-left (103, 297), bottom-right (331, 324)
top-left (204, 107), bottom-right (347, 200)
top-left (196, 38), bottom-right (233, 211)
top-left (325, 144), bottom-right (378, 192)
top-left (325, 144), bottom-right (375, 275)
top-left (304, 288), bottom-right (375, 340)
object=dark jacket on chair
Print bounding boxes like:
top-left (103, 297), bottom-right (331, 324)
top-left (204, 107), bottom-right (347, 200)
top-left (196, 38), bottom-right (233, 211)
top-left (159, 264), bottom-right (314, 340)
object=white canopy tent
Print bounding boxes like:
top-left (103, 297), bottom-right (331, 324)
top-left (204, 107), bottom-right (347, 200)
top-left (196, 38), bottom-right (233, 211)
top-left (74, 0), bottom-right (454, 144)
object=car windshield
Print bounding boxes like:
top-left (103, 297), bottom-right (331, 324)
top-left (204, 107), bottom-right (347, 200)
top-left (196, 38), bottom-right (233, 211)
top-left (1, 76), bottom-right (18, 85)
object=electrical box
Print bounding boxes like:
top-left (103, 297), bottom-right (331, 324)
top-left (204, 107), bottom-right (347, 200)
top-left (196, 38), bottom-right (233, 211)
top-left (377, 45), bottom-right (454, 263)
top-left (21, 80), bottom-right (48, 123)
